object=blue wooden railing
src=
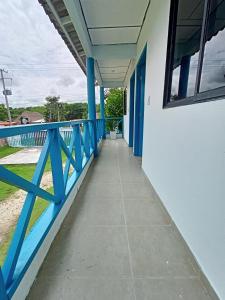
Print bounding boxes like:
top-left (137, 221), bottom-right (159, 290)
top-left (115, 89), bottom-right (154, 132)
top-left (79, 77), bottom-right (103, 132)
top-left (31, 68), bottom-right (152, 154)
top-left (0, 119), bottom-right (105, 299)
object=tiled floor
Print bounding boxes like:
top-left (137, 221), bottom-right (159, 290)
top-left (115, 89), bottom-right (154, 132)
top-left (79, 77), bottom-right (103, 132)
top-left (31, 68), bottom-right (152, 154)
top-left (28, 139), bottom-right (214, 300)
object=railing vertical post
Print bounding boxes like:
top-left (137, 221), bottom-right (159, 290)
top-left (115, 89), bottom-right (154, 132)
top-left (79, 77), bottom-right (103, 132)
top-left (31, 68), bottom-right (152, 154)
top-left (0, 268), bottom-right (7, 300)
top-left (49, 129), bottom-right (65, 204)
top-left (100, 86), bottom-right (106, 139)
top-left (74, 124), bottom-right (82, 172)
top-left (87, 57), bottom-right (98, 156)
top-left (83, 123), bottom-right (91, 158)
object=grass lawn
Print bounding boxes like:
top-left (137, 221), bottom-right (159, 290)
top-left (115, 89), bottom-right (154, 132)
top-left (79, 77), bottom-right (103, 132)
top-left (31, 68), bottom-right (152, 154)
top-left (0, 151), bottom-right (66, 202)
top-left (0, 164), bottom-right (36, 202)
top-left (0, 146), bottom-right (21, 159)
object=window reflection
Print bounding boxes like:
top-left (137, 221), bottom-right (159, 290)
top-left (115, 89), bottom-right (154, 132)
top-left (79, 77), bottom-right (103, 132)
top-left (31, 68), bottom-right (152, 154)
top-left (200, 0), bottom-right (225, 92)
top-left (170, 0), bottom-right (205, 101)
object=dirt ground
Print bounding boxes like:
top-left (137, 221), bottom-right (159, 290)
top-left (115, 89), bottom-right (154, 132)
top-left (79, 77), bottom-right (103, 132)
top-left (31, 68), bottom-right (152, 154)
top-left (0, 171), bottom-right (53, 243)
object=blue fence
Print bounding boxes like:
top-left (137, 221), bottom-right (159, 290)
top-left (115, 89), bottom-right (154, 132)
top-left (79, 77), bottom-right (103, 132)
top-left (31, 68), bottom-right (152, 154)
top-left (0, 119), bottom-right (105, 299)
top-left (6, 118), bottom-right (123, 148)
top-left (7, 128), bottom-right (73, 148)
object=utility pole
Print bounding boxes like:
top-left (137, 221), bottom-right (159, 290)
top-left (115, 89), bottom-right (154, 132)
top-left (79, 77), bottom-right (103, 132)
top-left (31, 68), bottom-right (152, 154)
top-left (0, 69), bottom-right (12, 125)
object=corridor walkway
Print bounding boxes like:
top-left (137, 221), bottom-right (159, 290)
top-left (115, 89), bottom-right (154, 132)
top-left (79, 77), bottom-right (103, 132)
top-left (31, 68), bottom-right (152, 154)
top-left (28, 139), bottom-right (213, 300)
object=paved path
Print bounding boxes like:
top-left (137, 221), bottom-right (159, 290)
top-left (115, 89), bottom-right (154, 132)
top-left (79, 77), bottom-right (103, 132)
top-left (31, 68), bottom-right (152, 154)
top-left (0, 148), bottom-right (41, 165)
top-left (28, 140), bottom-right (214, 300)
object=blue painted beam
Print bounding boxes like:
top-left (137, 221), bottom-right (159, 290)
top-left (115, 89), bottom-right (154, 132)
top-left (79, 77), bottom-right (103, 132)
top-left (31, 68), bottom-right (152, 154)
top-left (87, 57), bottom-right (98, 156)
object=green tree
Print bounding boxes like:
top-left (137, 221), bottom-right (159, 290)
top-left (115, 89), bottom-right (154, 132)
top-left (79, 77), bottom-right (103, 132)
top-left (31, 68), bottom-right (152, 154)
top-left (44, 96), bottom-right (64, 122)
top-left (105, 88), bottom-right (123, 131)
top-left (63, 103), bottom-right (88, 120)
top-left (0, 104), bottom-right (8, 121)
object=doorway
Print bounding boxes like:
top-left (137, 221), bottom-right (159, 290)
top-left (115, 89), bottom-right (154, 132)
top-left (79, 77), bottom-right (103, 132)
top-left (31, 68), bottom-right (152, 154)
top-left (134, 47), bottom-right (146, 157)
top-left (129, 72), bottom-right (135, 147)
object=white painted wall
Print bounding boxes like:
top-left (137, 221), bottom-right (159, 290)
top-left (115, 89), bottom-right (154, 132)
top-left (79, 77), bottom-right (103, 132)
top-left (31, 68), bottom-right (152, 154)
top-left (124, 0), bottom-right (225, 298)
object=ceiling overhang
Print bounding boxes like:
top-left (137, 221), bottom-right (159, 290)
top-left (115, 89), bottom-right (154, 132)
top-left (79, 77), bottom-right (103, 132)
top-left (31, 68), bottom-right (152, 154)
top-left (39, 0), bottom-right (151, 87)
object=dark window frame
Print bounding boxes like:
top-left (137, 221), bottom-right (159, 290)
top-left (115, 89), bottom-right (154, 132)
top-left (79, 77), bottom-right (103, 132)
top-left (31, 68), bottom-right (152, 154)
top-left (163, 0), bottom-right (225, 108)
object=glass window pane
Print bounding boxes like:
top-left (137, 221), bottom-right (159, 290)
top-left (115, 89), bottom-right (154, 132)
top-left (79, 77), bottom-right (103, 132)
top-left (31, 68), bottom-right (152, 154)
top-left (170, 0), bottom-right (205, 101)
top-left (200, 0), bottom-right (225, 92)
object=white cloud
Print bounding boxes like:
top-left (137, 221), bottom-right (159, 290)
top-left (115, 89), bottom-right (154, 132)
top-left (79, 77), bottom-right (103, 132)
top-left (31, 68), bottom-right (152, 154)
top-left (0, 0), bottom-right (93, 108)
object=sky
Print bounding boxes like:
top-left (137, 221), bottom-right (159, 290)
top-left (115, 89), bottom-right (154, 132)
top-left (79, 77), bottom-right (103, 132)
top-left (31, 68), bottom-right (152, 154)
top-left (0, 0), bottom-right (94, 108)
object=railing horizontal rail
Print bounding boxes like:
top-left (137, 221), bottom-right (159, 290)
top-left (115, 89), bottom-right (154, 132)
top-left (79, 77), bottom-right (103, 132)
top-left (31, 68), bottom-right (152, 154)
top-left (0, 120), bottom-right (93, 139)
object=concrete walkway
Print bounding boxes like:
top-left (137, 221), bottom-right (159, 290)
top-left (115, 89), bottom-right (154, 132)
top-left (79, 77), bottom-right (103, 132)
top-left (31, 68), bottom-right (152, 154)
top-left (28, 139), bottom-right (214, 300)
top-left (0, 148), bottom-right (41, 165)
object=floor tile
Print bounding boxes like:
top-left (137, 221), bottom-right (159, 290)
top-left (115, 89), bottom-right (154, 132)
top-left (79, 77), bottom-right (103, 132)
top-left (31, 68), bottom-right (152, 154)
top-left (134, 278), bottom-right (211, 300)
top-left (124, 198), bottom-right (171, 226)
top-left (63, 278), bottom-right (135, 300)
top-left (128, 226), bottom-right (197, 277)
top-left (28, 275), bottom-right (64, 299)
top-left (122, 182), bottom-right (155, 199)
top-left (63, 226), bottom-right (131, 277)
top-left (78, 181), bottom-right (122, 199)
top-left (73, 197), bottom-right (125, 225)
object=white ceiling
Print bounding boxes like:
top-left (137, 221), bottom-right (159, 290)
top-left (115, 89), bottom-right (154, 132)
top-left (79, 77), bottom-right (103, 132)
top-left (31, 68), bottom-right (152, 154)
top-left (80, 0), bottom-right (149, 28)
top-left (98, 59), bottom-right (130, 68)
top-left (79, 0), bottom-right (150, 85)
top-left (89, 27), bottom-right (140, 45)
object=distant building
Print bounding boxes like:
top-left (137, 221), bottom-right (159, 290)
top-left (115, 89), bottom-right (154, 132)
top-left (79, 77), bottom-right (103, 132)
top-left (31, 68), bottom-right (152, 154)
top-left (14, 111), bottom-right (45, 124)
top-left (0, 121), bottom-right (17, 127)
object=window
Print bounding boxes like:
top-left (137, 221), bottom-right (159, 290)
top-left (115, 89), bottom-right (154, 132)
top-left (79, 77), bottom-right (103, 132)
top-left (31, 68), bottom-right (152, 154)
top-left (164, 0), bottom-right (225, 107)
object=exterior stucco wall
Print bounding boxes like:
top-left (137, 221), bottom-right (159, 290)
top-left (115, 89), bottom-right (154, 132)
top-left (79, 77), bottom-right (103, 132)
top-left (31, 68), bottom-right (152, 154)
top-left (124, 0), bottom-right (225, 298)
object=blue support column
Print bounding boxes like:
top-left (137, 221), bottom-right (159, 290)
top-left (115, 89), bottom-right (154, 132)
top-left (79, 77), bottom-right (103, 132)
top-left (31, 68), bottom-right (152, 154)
top-left (87, 57), bottom-right (98, 156)
top-left (178, 55), bottom-right (191, 99)
top-left (100, 86), bottom-right (106, 139)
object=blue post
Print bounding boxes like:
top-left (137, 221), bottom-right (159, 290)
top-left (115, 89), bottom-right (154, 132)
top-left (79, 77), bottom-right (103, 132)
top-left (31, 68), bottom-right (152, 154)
top-left (100, 86), bottom-right (106, 139)
top-left (87, 57), bottom-right (98, 156)
top-left (178, 55), bottom-right (191, 99)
